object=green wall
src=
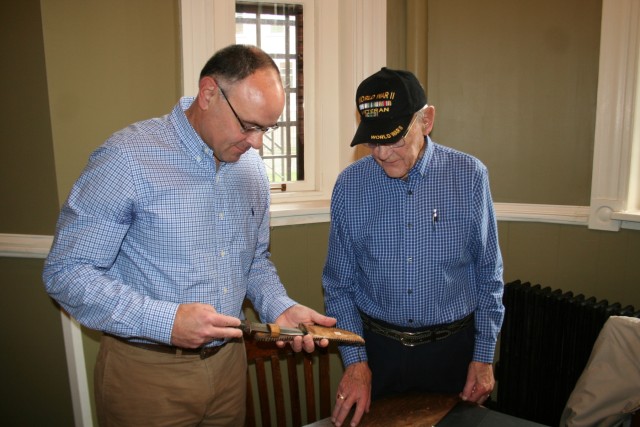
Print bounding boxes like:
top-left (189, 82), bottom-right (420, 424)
top-left (40, 0), bottom-right (182, 203)
top-left (0, 0), bottom-right (59, 234)
top-left (0, 1), bottom-right (72, 425)
top-left (0, 258), bottom-right (74, 425)
top-left (1, 0), bottom-right (181, 425)
top-left (427, 0), bottom-right (600, 206)
top-left (1, 0), bottom-right (639, 425)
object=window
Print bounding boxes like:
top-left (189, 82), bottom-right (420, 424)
top-left (588, 0), bottom-right (640, 231)
top-left (180, 0), bottom-right (387, 211)
top-left (236, 2), bottom-right (304, 184)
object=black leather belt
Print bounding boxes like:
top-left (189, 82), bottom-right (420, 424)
top-left (361, 313), bottom-right (474, 347)
top-left (110, 335), bottom-right (227, 359)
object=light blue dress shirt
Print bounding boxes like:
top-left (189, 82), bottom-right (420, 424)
top-left (43, 97), bottom-right (295, 346)
top-left (323, 137), bottom-right (504, 365)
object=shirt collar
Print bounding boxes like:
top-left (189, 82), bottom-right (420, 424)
top-left (404, 135), bottom-right (434, 181)
top-left (171, 97), bottom-right (215, 164)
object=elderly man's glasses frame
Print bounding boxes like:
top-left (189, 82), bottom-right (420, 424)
top-left (366, 112), bottom-right (419, 150)
top-left (216, 82), bottom-right (279, 134)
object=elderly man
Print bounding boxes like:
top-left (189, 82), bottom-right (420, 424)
top-left (323, 68), bottom-right (504, 427)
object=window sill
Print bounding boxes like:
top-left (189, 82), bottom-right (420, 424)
top-left (611, 211), bottom-right (640, 230)
top-left (270, 199), bottom-right (330, 227)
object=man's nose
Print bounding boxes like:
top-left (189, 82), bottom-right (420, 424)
top-left (245, 132), bottom-right (264, 150)
top-left (374, 145), bottom-right (394, 160)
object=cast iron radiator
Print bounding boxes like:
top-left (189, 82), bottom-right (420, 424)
top-left (494, 280), bottom-right (639, 426)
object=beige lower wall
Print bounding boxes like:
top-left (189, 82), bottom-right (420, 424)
top-left (273, 222), bottom-right (640, 316)
top-left (0, 257), bottom-right (75, 425)
top-left (73, 219), bottom-right (640, 425)
top-left (500, 223), bottom-right (640, 309)
top-left (3, 221), bottom-right (638, 425)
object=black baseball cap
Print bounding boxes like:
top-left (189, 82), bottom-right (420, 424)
top-left (351, 67), bottom-right (427, 147)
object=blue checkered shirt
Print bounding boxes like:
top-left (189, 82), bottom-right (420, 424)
top-left (43, 97), bottom-right (295, 345)
top-left (323, 137), bottom-right (504, 365)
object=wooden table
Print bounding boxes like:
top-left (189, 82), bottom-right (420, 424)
top-left (304, 393), bottom-right (549, 427)
top-left (304, 393), bottom-right (460, 426)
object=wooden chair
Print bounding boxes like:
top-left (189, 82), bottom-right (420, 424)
top-left (244, 337), bottom-right (331, 427)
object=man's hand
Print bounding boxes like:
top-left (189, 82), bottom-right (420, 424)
top-left (274, 304), bottom-right (336, 352)
top-left (459, 361), bottom-right (495, 405)
top-left (170, 303), bottom-right (242, 348)
top-left (332, 361), bottom-right (372, 427)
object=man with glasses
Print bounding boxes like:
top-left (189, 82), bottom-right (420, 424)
top-left (43, 44), bottom-right (335, 426)
top-left (323, 68), bottom-right (504, 427)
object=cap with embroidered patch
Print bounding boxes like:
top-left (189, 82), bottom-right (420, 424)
top-left (350, 67), bottom-right (427, 147)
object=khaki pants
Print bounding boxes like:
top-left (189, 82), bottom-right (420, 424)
top-left (95, 335), bottom-right (246, 427)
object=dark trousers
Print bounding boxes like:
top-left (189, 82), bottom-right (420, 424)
top-left (365, 321), bottom-right (475, 400)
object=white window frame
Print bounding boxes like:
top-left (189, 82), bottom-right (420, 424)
top-left (588, 0), bottom-right (640, 231)
top-left (180, 0), bottom-right (386, 225)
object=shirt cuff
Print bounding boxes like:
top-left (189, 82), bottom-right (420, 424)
top-left (263, 295), bottom-right (297, 323)
top-left (141, 299), bottom-right (180, 345)
top-left (473, 337), bottom-right (497, 364)
top-left (340, 345), bottom-right (369, 367)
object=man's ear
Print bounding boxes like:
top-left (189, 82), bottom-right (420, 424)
top-left (423, 105), bottom-right (436, 135)
top-left (197, 76), bottom-right (218, 110)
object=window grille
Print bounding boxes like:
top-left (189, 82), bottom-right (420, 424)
top-left (236, 2), bottom-right (304, 184)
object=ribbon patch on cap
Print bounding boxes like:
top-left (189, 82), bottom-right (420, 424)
top-left (358, 91), bottom-right (395, 117)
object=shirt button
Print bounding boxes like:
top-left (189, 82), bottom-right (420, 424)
top-left (220, 250), bottom-right (226, 257)
top-left (407, 289), bottom-right (413, 294)
top-left (408, 319), bottom-right (414, 324)
top-left (407, 257), bottom-right (413, 263)
top-left (196, 155), bottom-right (202, 162)
top-left (408, 190), bottom-right (413, 195)
top-left (218, 212), bottom-right (224, 220)
top-left (407, 223), bottom-right (413, 228)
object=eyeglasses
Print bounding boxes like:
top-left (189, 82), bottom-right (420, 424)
top-left (366, 113), bottom-right (418, 150)
top-left (217, 83), bottom-right (279, 134)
